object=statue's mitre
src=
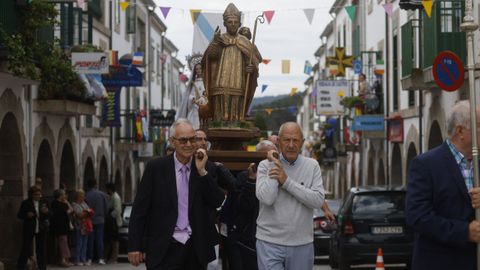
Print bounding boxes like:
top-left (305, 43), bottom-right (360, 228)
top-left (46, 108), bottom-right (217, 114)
top-left (223, 3), bottom-right (241, 20)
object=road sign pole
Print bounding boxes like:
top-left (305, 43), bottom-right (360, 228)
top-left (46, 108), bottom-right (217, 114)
top-left (461, 0), bottom-right (480, 268)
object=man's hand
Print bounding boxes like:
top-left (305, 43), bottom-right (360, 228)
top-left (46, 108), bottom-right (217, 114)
top-left (195, 148), bottom-right (208, 176)
top-left (246, 64), bottom-right (255, 73)
top-left (213, 26), bottom-right (221, 43)
top-left (128, 251), bottom-right (145, 266)
top-left (321, 203), bottom-right (336, 223)
top-left (247, 163), bottom-right (257, 180)
top-left (469, 187), bottom-right (480, 208)
top-left (469, 220), bottom-right (480, 243)
top-left (268, 161), bottom-right (287, 185)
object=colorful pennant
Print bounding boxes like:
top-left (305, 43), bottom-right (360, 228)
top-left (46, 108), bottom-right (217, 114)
top-left (132, 52), bottom-right (144, 66)
top-left (265, 108), bottom-right (273, 115)
top-left (261, 84), bottom-right (268, 93)
top-left (119, 1), bottom-right (129, 11)
top-left (290, 88), bottom-right (298, 96)
top-left (288, 106), bottom-right (296, 114)
top-left (263, 10), bottom-right (275, 24)
top-left (282, 60), bottom-right (290, 74)
top-left (304, 60), bottom-right (313, 75)
top-left (190, 9), bottom-right (202, 24)
top-left (262, 59), bottom-right (271, 65)
top-left (303, 8), bottom-right (315, 25)
top-left (382, 3), bottom-right (394, 17)
top-left (160, 7), bottom-right (171, 19)
top-left (422, 0), bottom-right (433, 18)
top-left (345, 5), bottom-right (356, 21)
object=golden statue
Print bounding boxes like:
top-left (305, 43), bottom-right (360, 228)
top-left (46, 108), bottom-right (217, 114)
top-left (202, 3), bottom-right (262, 122)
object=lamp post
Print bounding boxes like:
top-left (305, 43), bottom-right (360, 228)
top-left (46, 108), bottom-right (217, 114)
top-left (460, 0), bottom-right (480, 266)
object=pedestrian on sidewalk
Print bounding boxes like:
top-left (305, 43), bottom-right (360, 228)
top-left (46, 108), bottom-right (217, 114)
top-left (16, 186), bottom-right (49, 270)
top-left (406, 100), bottom-right (480, 270)
top-left (128, 119), bottom-right (225, 269)
top-left (51, 189), bottom-right (74, 267)
top-left (105, 183), bottom-right (122, 263)
top-left (72, 189), bottom-right (93, 266)
top-left (256, 122), bottom-right (325, 270)
top-left (85, 179), bottom-right (108, 265)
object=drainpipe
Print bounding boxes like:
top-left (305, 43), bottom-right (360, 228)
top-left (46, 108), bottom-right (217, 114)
top-left (385, 6), bottom-right (391, 186)
top-left (27, 85), bottom-right (34, 186)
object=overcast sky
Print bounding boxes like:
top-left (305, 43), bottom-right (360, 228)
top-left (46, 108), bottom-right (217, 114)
top-left (152, 0), bottom-right (336, 97)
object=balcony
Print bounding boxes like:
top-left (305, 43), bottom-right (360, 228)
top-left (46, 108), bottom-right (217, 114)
top-left (33, 99), bottom-right (96, 116)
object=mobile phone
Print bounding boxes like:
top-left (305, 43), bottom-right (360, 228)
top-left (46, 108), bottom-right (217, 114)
top-left (196, 151), bottom-right (204, 160)
top-left (272, 152), bottom-right (279, 160)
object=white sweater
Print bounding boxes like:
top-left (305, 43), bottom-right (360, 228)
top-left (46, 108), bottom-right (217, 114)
top-left (256, 154), bottom-right (325, 246)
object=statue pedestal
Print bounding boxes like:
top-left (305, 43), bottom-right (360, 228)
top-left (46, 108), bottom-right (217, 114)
top-left (206, 127), bottom-right (264, 171)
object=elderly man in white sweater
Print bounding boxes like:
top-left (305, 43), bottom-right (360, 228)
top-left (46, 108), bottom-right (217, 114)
top-left (256, 122), bottom-right (325, 270)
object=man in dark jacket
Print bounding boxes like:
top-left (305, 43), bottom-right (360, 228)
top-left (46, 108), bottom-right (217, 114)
top-left (17, 186), bottom-right (49, 270)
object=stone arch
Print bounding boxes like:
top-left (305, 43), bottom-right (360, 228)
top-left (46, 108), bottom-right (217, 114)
top-left (33, 117), bottom-right (56, 193)
top-left (124, 167), bottom-right (133, 203)
top-left (98, 156), bottom-right (109, 192)
top-left (406, 142), bottom-right (418, 175)
top-left (36, 140), bottom-right (55, 196)
top-left (0, 111), bottom-right (24, 267)
top-left (57, 120), bottom-right (76, 191)
top-left (59, 140), bottom-right (76, 197)
top-left (83, 157), bottom-right (95, 189)
top-left (428, 120), bottom-right (443, 150)
top-left (114, 169), bottom-right (122, 200)
top-left (391, 143), bottom-right (403, 186)
top-left (377, 159), bottom-right (386, 185)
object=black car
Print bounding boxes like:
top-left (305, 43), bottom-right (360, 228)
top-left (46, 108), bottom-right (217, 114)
top-left (119, 203), bottom-right (132, 255)
top-left (329, 186), bottom-right (413, 270)
top-left (313, 199), bottom-right (341, 256)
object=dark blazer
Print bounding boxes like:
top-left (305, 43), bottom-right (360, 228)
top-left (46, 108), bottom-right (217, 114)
top-left (128, 154), bottom-right (225, 268)
top-left (18, 198), bottom-right (49, 237)
top-left (51, 200), bottom-right (71, 236)
top-left (406, 142), bottom-right (476, 270)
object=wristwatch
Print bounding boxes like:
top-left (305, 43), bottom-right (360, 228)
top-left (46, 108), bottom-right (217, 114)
top-left (198, 169), bottom-right (208, 176)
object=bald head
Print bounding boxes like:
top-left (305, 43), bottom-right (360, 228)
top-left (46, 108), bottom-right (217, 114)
top-left (278, 122), bottom-right (304, 162)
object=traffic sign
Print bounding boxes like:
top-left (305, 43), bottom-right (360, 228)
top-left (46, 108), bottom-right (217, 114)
top-left (432, 51), bottom-right (465, 92)
top-left (353, 60), bottom-right (362, 74)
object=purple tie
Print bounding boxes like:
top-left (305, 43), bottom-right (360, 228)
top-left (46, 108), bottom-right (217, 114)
top-left (177, 165), bottom-right (189, 230)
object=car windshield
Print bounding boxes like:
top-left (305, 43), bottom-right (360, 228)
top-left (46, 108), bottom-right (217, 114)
top-left (352, 192), bottom-right (405, 215)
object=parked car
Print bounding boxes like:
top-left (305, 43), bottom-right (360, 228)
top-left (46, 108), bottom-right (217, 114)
top-left (313, 199), bottom-right (341, 256)
top-left (119, 203), bottom-right (132, 255)
top-left (329, 186), bottom-right (413, 270)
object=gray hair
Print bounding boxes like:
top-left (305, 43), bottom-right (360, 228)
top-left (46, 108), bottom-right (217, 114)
top-left (256, 140), bottom-right (277, 152)
top-left (278, 122), bottom-right (304, 139)
top-left (447, 100), bottom-right (470, 137)
top-left (169, 118), bottom-right (193, 138)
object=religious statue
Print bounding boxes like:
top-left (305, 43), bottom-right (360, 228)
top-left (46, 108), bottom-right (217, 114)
top-left (202, 3), bottom-right (262, 122)
top-left (177, 54), bottom-right (208, 129)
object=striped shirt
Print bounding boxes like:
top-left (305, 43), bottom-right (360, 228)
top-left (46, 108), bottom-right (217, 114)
top-left (446, 139), bottom-right (474, 190)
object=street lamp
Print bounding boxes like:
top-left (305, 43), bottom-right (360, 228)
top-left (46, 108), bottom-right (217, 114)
top-left (460, 0), bottom-right (480, 267)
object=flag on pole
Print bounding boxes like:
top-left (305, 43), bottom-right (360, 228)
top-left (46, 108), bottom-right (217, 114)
top-left (109, 50), bottom-right (118, 66)
top-left (303, 9), bottom-right (315, 25)
top-left (261, 84), bottom-right (268, 93)
top-left (345, 5), bottom-right (357, 21)
top-left (190, 9), bottom-right (202, 24)
top-left (374, 60), bottom-right (385, 75)
top-left (265, 108), bottom-right (273, 115)
top-left (262, 59), bottom-right (271, 64)
top-left (132, 52), bottom-right (144, 66)
top-left (282, 60), bottom-right (290, 74)
top-left (160, 7), bottom-right (171, 19)
top-left (304, 60), bottom-right (313, 75)
top-left (120, 1), bottom-right (129, 11)
top-left (290, 88), bottom-right (298, 96)
top-left (191, 12), bottom-right (225, 54)
top-left (422, 0), bottom-right (433, 18)
top-left (263, 10), bottom-right (275, 24)
top-left (382, 3), bottom-right (394, 17)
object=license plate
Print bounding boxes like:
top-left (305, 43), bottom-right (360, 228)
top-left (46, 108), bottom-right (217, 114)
top-left (371, 226), bottom-right (403, 234)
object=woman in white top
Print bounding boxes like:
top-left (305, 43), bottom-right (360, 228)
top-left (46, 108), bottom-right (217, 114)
top-left (177, 63), bottom-right (208, 129)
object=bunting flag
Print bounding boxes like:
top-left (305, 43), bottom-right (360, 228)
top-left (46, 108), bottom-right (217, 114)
top-left (261, 84), bottom-right (268, 93)
top-left (310, 103), bottom-right (316, 110)
top-left (265, 108), bottom-right (273, 115)
top-left (132, 52), bottom-right (144, 66)
top-left (282, 60), bottom-right (290, 74)
top-left (263, 10), bottom-right (275, 24)
top-left (160, 53), bottom-right (167, 64)
top-left (345, 5), bottom-right (356, 21)
top-left (190, 9), bottom-right (202, 24)
top-left (160, 7), bottom-right (171, 19)
top-left (101, 87), bottom-right (122, 127)
top-left (382, 3), bottom-right (394, 17)
top-left (290, 88), bottom-right (298, 96)
top-left (288, 106), bottom-right (296, 114)
top-left (375, 59), bottom-right (385, 75)
top-left (304, 60), bottom-right (313, 75)
top-left (422, 0), bottom-right (433, 18)
top-left (191, 12), bottom-right (224, 54)
top-left (119, 1), bottom-right (129, 11)
top-left (303, 8), bottom-right (315, 25)
top-left (109, 50), bottom-right (118, 66)
top-left (262, 59), bottom-right (271, 65)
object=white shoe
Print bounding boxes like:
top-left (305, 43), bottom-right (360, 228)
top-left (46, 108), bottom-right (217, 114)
top-left (75, 262), bottom-right (84, 266)
top-left (85, 260), bottom-right (91, 266)
top-left (98, 259), bottom-right (106, 265)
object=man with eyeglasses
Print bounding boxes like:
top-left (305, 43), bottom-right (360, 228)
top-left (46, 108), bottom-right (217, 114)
top-left (256, 122), bottom-right (325, 270)
top-left (128, 119), bottom-right (225, 270)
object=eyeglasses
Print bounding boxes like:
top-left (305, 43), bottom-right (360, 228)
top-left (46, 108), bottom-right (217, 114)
top-left (196, 137), bottom-right (208, 142)
top-left (172, 136), bottom-right (197, 144)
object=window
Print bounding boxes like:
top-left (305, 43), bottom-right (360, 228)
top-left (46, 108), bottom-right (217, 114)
top-left (352, 192), bottom-right (405, 215)
top-left (440, 1), bottom-right (462, 33)
top-left (126, 2), bottom-right (136, 34)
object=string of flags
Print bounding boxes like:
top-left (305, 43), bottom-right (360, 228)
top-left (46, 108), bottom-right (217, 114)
top-left (343, 0), bottom-right (434, 21)
top-left (250, 106), bottom-right (298, 115)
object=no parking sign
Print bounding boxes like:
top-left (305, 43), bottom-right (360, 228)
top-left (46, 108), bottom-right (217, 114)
top-left (432, 51), bottom-right (465, 92)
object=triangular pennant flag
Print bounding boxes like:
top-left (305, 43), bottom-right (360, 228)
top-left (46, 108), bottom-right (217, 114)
top-left (345, 5), bottom-right (356, 21)
top-left (310, 103), bottom-right (316, 110)
top-left (311, 87), bottom-right (317, 98)
top-left (290, 88), bottom-right (298, 96)
top-left (304, 60), bottom-right (313, 75)
top-left (265, 108), bottom-right (273, 115)
top-left (160, 7), bottom-right (171, 19)
top-left (303, 8), bottom-right (315, 25)
top-left (422, 0), bottom-right (433, 18)
top-left (119, 1), bottom-right (129, 11)
top-left (261, 84), bottom-right (268, 93)
top-left (282, 60), bottom-right (290, 74)
top-left (263, 10), bottom-right (275, 24)
top-left (382, 3), bottom-right (394, 17)
top-left (288, 106), bottom-right (296, 114)
top-left (262, 59), bottom-right (271, 65)
top-left (190, 9), bottom-right (201, 24)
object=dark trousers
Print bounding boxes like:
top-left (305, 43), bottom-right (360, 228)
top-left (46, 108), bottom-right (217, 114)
top-left (237, 242), bottom-right (258, 270)
top-left (17, 231), bottom-right (47, 270)
top-left (150, 238), bottom-right (205, 270)
top-left (87, 223), bottom-right (104, 261)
